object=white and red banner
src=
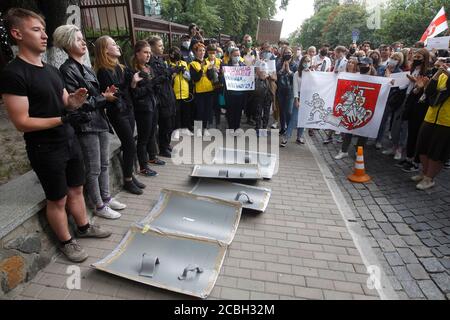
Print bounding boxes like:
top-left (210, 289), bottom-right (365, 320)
top-left (420, 7), bottom-right (448, 43)
top-left (298, 72), bottom-right (392, 138)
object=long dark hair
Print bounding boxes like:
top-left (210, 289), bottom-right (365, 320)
top-left (297, 56), bottom-right (310, 77)
top-left (413, 48), bottom-right (430, 76)
top-left (131, 40), bottom-right (150, 71)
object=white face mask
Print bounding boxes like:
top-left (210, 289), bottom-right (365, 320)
top-left (387, 59), bottom-right (399, 67)
top-left (231, 56), bottom-right (240, 64)
top-left (182, 41), bottom-right (190, 49)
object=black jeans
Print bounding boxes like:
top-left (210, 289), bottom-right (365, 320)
top-left (341, 134), bottom-right (367, 153)
top-left (227, 93), bottom-right (247, 130)
top-left (107, 109), bottom-right (136, 179)
top-left (175, 99), bottom-right (193, 130)
top-left (158, 115), bottom-right (174, 152)
top-left (135, 110), bottom-right (158, 169)
top-left (194, 92), bottom-right (214, 129)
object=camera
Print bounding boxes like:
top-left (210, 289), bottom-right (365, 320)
top-left (139, 71), bottom-right (149, 79)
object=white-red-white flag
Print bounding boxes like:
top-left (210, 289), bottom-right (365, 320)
top-left (420, 7), bottom-right (448, 43)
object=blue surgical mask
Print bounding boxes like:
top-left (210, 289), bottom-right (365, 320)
top-left (231, 56), bottom-right (240, 64)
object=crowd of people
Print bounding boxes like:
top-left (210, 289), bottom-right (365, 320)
top-left (0, 8), bottom-right (450, 262)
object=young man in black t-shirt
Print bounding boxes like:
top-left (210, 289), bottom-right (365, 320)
top-left (0, 8), bottom-right (111, 262)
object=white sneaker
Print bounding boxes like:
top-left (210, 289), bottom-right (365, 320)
top-left (106, 198), bottom-right (126, 210)
top-left (271, 123), bottom-right (278, 129)
top-left (196, 129), bottom-right (202, 137)
top-left (416, 177), bottom-right (435, 191)
top-left (375, 142), bottom-right (382, 150)
top-left (172, 129), bottom-right (180, 140)
top-left (411, 174), bottom-right (424, 182)
top-left (382, 148), bottom-right (394, 155)
top-left (182, 128), bottom-right (193, 136)
top-left (394, 149), bottom-right (402, 160)
top-left (334, 151), bottom-right (349, 160)
top-left (95, 206), bottom-right (121, 219)
top-left (203, 129), bottom-right (211, 137)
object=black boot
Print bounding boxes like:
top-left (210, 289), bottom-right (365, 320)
top-left (132, 175), bottom-right (146, 189)
top-left (124, 180), bottom-right (143, 195)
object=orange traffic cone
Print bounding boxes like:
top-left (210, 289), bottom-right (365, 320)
top-left (347, 146), bottom-right (371, 183)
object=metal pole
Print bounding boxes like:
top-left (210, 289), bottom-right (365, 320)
top-left (126, 0), bottom-right (136, 46)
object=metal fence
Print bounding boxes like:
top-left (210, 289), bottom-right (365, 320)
top-left (79, 0), bottom-right (230, 50)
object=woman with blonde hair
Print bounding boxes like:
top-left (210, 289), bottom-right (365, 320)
top-left (94, 35), bottom-right (145, 195)
top-left (54, 25), bottom-right (126, 219)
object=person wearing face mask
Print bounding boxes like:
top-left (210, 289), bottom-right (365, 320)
top-left (396, 49), bottom-right (432, 172)
top-left (223, 40), bottom-right (243, 65)
top-left (413, 65), bottom-right (450, 190)
top-left (190, 42), bottom-right (215, 133)
top-left (368, 50), bottom-right (382, 75)
top-left (384, 49), bottom-right (430, 163)
top-left (180, 34), bottom-right (194, 63)
top-left (204, 44), bottom-right (223, 129)
top-left (392, 42), bottom-right (403, 53)
top-left (253, 51), bottom-right (277, 133)
top-left (276, 46), bottom-right (298, 135)
top-left (281, 56), bottom-right (311, 147)
top-left (168, 46), bottom-right (193, 138)
top-left (312, 46), bottom-right (332, 72)
top-left (335, 58), bottom-right (371, 159)
top-left (375, 52), bottom-right (404, 150)
top-left (224, 47), bottom-right (250, 130)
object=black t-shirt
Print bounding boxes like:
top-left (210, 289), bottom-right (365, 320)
top-left (0, 57), bottom-right (73, 145)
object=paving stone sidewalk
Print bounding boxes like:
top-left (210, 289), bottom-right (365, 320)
top-left (11, 132), bottom-right (381, 300)
top-left (310, 131), bottom-right (450, 300)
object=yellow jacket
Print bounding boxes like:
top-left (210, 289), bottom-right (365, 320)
top-left (190, 60), bottom-right (214, 93)
top-left (424, 74), bottom-right (450, 127)
top-left (169, 60), bottom-right (190, 100)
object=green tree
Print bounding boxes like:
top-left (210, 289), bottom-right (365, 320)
top-left (376, 0), bottom-right (450, 45)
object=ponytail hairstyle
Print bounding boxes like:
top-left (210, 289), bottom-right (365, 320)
top-left (131, 40), bottom-right (151, 71)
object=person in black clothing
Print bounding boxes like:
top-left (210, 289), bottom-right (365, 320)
top-left (94, 35), bottom-right (145, 195)
top-left (0, 8), bottom-right (111, 263)
top-left (148, 36), bottom-right (176, 158)
top-left (54, 24), bottom-right (127, 220)
top-left (225, 47), bottom-right (249, 130)
top-left (130, 40), bottom-right (166, 177)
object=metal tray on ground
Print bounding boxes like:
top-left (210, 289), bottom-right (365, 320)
top-left (91, 227), bottom-right (226, 299)
top-left (190, 179), bottom-right (271, 212)
top-left (137, 189), bottom-right (242, 246)
top-left (190, 163), bottom-right (263, 180)
top-left (212, 147), bottom-right (278, 179)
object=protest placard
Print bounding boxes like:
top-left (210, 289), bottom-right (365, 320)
top-left (223, 66), bottom-right (255, 91)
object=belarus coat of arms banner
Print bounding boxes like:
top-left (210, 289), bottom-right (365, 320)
top-left (298, 71), bottom-right (392, 138)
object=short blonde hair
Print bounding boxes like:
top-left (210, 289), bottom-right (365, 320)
top-left (391, 52), bottom-right (404, 66)
top-left (53, 24), bottom-right (81, 52)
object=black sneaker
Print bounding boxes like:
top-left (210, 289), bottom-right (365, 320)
top-left (132, 175), bottom-right (146, 189)
top-left (323, 137), bottom-right (333, 144)
top-left (402, 161), bottom-right (419, 173)
top-left (395, 159), bottom-right (409, 168)
top-left (444, 160), bottom-right (450, 169)
top-left (140, 167), bottom-right (158, 177)
top-left (124, 180), bottom-right (143, 195)
top-left (148, 158), bottom-right (166, 166)
top-left (159, 149), bottom-right (172, 158)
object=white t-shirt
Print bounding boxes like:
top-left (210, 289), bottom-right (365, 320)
top-left (312, 55), bottom-right (332, 72)
top-left (334, 57), bottom-right (348, 73)
top-left (293, 71), bottom-right (303, 98)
